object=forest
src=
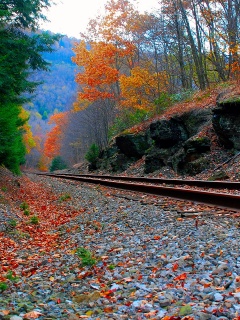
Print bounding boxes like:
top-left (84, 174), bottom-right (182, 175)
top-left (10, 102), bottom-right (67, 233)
top-left (0, 0), bottom-right (239, 173)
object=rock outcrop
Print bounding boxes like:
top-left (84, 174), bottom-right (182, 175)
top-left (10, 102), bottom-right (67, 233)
top-left (212, 93), bottom-right (240, 150)
top-left (94, 91), bottom-right (240, 176)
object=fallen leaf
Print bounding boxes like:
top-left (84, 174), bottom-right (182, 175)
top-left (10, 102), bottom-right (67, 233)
top-left (174, 273), bottom-right (187, 281)
top-left (24, 311), bottom-right (43, 319)
top-left (172, 262), bottom-right (179, 272)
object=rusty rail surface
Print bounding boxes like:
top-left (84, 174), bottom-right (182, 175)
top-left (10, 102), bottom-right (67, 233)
top-left (34, 172), bottom-right (240, 211)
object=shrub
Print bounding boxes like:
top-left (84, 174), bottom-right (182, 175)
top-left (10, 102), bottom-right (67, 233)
top-left (108, 108), bottom-right (150, 139)
top-left (85, 144), bottom-right (100, 164)
top-left (30, 215), bottom-right (39, 225)
top-left (49, 156), bottom-right (67, 172)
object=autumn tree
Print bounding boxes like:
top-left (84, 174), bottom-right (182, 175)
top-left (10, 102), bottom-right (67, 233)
top-left (44, 112), bottom-right (69, 160)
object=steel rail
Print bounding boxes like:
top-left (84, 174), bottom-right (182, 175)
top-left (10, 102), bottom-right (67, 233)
top-left (44, 173), bottom-right (240, 190)
top-left (35, 173), bottom-right (240, 211)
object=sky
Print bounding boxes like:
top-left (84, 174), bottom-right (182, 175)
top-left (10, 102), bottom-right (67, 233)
top-left (41, 0), bottom-right (160, 39)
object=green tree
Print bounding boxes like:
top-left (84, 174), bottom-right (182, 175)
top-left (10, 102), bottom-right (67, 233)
top-left (49, 156), bottom-right (67, 172)
top-left (85, 144), bottom-right (100, 164)
top-left (0, 0), bottom-right (60, 173)
top-left (0, 104), bottom-right (26, 174)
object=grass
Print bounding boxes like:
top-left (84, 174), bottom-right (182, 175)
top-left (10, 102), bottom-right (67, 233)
top-left (0, 282), bottom-right (8, 291)
top-left (76, 247), bottom-right (96, 267)
top-left (8, 219), bottom-right (17, 228)
top-left (59, 194), bottom-right (71, 202)
top-left (30, 215), bottom-right (39, 225)
top-left (6, 270), bottom-right (19, 282)
top-left (20, 201), bottom-right (29, 210)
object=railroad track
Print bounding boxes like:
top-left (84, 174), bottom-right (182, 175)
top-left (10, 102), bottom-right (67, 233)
top-left (33, 172), bottom-right (240, 212)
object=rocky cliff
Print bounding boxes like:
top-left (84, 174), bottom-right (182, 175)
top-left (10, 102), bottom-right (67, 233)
top-left (92, 87), bottom-right (240, 177)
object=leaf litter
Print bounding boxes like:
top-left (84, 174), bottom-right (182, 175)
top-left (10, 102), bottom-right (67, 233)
top-left (0, 167), bottom-right (240, 319)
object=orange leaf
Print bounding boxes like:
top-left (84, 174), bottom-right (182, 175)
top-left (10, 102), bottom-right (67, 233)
top-left (24, 311), bottom-right (43, 319)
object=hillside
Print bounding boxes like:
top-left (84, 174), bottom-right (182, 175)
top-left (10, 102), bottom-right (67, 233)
top-left (24, 34), bottom-right (78, 135)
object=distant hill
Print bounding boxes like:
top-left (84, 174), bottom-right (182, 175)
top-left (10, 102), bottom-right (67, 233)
top-left (25, 34), bottom-right (79, 118)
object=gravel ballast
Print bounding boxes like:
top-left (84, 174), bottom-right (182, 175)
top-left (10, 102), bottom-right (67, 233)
top-left (0, 171), bottom-right (240, 319)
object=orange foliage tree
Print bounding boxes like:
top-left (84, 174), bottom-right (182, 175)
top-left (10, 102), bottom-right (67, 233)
top-left (72, 41), bottom-right (122, 111)
top-left (44, 112), bottom-right (69, 159)
top-left (73, 0), bottom-right (169, 116)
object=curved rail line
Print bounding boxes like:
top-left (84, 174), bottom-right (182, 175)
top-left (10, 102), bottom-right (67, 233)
top-left (34, 172), bottom-right (240, 211)
top-left (57, 173), bottom-right (240, 190)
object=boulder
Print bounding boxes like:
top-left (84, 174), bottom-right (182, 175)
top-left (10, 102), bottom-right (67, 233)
top-left (212, 93), bottom-right (240, 150)
top-left (183, 136), bottom-right (211, 155)
top-left (171, 147), bottom-right (210, 175)
top-left (149, 118), bottom-right (188, 148)
top-left (144, 146), bottom-right (179, 173)
top-left (170, 136), bottom-right (211, 175)
top-left (174, 109), bottom-right (212, 136)
top-left (115, 132), bottom-right (151, 159)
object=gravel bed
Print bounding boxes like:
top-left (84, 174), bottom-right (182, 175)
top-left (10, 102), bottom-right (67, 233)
top-left (0, 173), bottom-right (240, 319)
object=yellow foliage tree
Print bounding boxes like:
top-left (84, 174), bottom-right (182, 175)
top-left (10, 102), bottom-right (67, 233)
top-left (119, 66), bottom-right (168, 112)
top-left (19, 108), bottom-right (36, 154)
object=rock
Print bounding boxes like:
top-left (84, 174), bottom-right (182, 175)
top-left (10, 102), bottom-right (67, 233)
top-left (115, 133), bottom-right (151, 159)
top-left (214, 293), bottom-right (224, 301)
top-left (171, 148), bottom-right (210, 175)
top-left (149, 118), bottom-right (188, 148)
top-left (158, 298), bottom-right (171, 307)
top-left (68, 314), bottom-right (80, 320)
top-left (10, 316), bottom-right (23, 320)
top-left (212, 93), bottom-right (240, 150)
top-left (144, 148), bottom-right (167, 173)
top-left (196, 311), bottom-right (212, 320)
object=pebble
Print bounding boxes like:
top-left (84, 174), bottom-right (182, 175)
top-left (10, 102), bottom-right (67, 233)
top-left (0, 173), bottom-right (240, 319)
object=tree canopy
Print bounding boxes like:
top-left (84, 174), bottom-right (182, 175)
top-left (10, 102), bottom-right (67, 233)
top-left (0, 0), bottom-right (60, 173)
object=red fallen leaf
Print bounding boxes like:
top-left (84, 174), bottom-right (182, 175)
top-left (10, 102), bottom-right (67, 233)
top-left (174, 272), bottom-right (187, 281)
top-left (57, 298), bottom-right (61, 304)
top-left (172, 262), bottom-right (179, 272)
top-left (101, 289), bottom-right (116, 298)
top-left (153, 235), bottom-right (161, 240)
top-left (104, 306), bottom-right (113, 313)
top-left (2, 266), bottom-right (9, 271)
